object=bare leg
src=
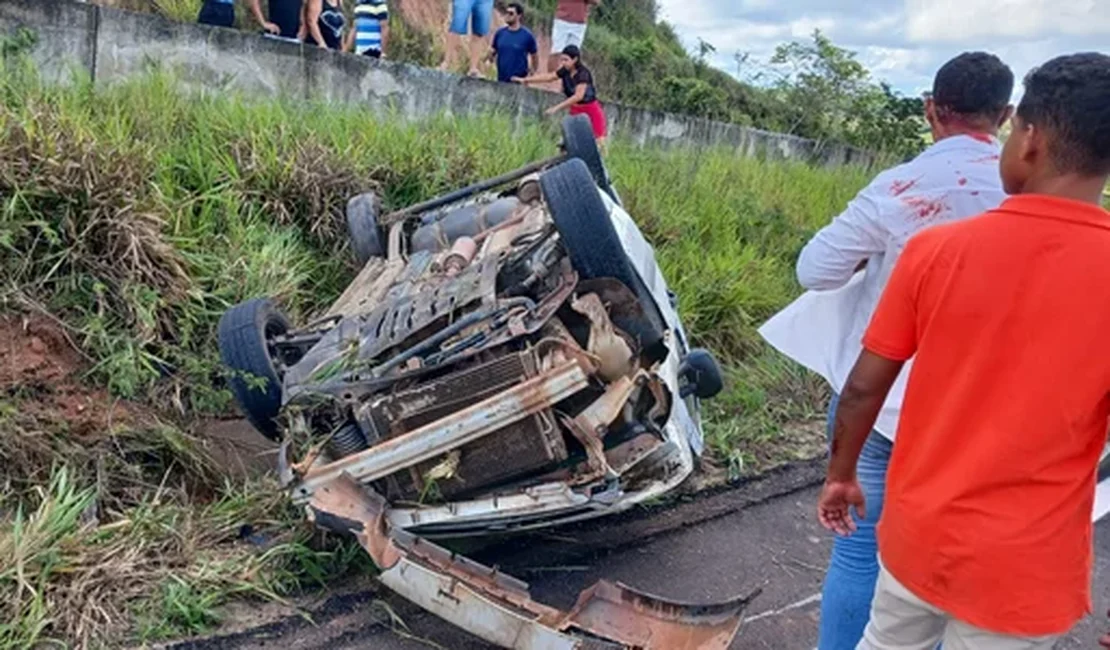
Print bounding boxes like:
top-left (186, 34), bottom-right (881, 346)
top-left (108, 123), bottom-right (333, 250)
top-left (441, 31), bottom-right (459, 71)
top-left (467, 34), bottom-right (484, 76)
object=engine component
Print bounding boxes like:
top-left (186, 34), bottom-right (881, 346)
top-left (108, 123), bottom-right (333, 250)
top-left (362, 350), bottom-right (568, 500)
top-left (411, 197), bottom-right (520, 253)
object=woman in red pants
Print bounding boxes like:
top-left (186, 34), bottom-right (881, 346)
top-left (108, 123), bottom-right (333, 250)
top-left (513, 45), bottom-right (607, 146)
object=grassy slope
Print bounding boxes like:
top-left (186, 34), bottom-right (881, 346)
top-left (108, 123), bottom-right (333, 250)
top-left (0, 64), bottom-right (867, 646)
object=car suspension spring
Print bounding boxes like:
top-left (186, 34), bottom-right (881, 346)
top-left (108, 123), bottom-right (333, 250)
top-left (326, 423), bottom-right (370, 458)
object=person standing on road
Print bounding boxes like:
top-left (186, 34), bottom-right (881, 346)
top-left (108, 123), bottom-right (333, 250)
top-left (345, 0), bottom-right (389, 58)
top-left (547, 0), bottom-right (598, 75)
top-left (758, 52), bottom-right (1015, 650)
top-left (512, 45), bottom-right (607, 144)
top-left (248, 0), bottom-right (299, 38)
top-left (442, 0), bottom-right (495, 77)
top-left (197, 0), bottom-right (235, 28)
top-left (488, 3), bottom-right (538, 84)
top-left (817, 52), bottom-right (1110, 648)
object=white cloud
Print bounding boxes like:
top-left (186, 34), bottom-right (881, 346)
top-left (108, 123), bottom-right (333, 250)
top-left (655, 0), bottom-right (1110, 96)
top-left (905, 0), bottom-right (1110, 43)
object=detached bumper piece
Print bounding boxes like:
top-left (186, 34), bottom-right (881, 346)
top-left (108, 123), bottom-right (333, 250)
top-left (308, 475), bottom-right (755, 650)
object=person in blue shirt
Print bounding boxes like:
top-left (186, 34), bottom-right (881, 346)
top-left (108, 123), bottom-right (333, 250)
top-left (344, 0), bottom-right (389, 58)
top-left (487, 3), bottom-right (537, 83)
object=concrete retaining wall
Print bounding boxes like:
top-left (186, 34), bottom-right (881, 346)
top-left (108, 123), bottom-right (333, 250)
top-left (1, 0), bottom-right (877, 167)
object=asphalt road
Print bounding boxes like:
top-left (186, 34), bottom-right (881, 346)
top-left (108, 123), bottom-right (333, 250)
top-left (173, 462), bottom-right (1110, 650)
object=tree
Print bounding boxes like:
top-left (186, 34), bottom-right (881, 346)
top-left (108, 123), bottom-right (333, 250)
top-left (765, 30), bottom-right (926, 158)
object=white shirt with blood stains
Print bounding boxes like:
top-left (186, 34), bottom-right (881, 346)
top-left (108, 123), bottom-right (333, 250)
top-left (758, 134), bottom-right (1006, 441)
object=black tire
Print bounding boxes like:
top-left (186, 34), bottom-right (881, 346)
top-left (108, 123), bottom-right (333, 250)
top-left (347, 192), bottom-right (385, 265)
top-left (561, 115), bottom-right (617, 204)
top-left (540, 159), bottom-right (666, 359)
top-left (218, 298), bottom-right (291, 442)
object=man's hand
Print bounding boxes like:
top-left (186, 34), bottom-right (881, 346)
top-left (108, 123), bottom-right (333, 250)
top-left (1099, 609), bottom-right (1110, 648)
top-left (262, 21), bottom-right (280, 34)
top-left (818, 478), bottom-right (866, 536)
top-left (544, 105), bottom-right (560, 116)
top-left (511, 76), bottom-right (525, 84)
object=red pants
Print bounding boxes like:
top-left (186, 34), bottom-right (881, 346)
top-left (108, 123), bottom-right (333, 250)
top-left (570, 101), bottom-right (607, 138)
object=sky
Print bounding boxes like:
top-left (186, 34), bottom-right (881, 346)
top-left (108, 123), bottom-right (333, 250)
top-left (656, 0), bottom-right (1110, 98)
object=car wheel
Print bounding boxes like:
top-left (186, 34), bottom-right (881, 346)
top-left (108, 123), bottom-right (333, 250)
top-left (540, 158), bottom-right (665, 359)
top-left (347, 192), bottom-right (385, 265)
top-left (561, 115), bottom-right (619, 205)
top-left (218, 297), bottom-right (291, 442)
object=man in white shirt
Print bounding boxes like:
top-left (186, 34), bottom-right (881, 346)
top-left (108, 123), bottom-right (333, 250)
top-left (758, 52), bottom-right (1015, 650)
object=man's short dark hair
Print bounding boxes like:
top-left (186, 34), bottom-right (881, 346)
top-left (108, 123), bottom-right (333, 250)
top-left (562, 45), bottom-right (581, 60)
top-left (507, 2), bottom-right (524, 16)
top-left (931, 52), bottom-right (1014, 123)
top-left (1017, 52), bottom-right (1110, 176)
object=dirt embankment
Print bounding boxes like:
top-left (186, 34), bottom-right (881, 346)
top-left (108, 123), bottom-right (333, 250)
top-left (0, 316), bottom-right (130, 436)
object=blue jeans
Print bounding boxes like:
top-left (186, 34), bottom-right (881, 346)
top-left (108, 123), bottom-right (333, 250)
top-left (818, 393), bottom-right (894, 650)
top-left (449, 0), bottom-right (493, 36)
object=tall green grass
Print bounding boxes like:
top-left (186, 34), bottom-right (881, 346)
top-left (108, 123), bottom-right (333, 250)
top-left (0, 65), bottom-right (870, 462)
top-left (0, 65), bottom-right (869, 645)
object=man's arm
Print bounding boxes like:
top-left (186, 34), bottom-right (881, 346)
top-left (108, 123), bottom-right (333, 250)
top-left (817, 239), bottom-right (922, 535)
top-left (304, 0), bottom-right (327, 47)
top-left (796, 181), bottom-right (886, 291)
top-left (248, 0), bottom-right (281, 33)
top-left (819, 350), bottom-right (904, 534)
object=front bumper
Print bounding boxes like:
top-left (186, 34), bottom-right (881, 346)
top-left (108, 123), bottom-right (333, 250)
top-left (309, 474), bottom-right (756, 650)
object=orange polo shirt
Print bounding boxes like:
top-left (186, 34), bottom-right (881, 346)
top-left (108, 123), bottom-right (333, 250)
top-left (863, 194), bottom-right (1110, 636)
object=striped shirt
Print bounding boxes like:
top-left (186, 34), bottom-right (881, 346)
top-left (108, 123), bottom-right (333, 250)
top-left (354, 0), bottom-right (388, 54)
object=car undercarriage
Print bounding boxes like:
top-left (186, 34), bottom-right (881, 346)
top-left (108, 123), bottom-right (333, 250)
top-left (217, 116), bottom-right (750, 648)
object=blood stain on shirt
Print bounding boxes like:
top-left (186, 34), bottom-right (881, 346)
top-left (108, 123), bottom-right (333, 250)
top-left (890, 178), bottom-right (918, 196)
top-left (902, 196), bottom-right (947, 220)
top-left (971, 155), bottom-right (1000, 163)
top-left (958, 178), bottom-right (968, 186)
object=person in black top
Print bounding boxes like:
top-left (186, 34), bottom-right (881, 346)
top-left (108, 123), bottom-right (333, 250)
top-left (248, 0), bottom-right (300, 38)
top-left (512, 45), bottom-right (607, 143)
top-left (301, 0), bottom-right (346, 49)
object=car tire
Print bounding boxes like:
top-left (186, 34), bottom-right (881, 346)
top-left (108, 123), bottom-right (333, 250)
top-left (218, 297), bottom-right (290, 442)
top-left (540, 159), bottom-right (665, 358)
top-left (347, 192), bottom-right (385, 265)
top-left (561, 115), bottom-right (618, 205)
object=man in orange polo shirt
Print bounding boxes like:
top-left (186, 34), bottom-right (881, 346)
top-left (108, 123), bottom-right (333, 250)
top-left (817, 52), bottom-right (1110, 648)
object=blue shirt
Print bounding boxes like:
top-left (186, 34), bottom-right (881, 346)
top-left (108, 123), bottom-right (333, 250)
top-left (491, 26), bottom-right (537, 83)
top-left (355, 0), bottom-right (388, 54)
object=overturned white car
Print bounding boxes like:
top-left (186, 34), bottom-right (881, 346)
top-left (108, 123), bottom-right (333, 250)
top-left (218, 116), bottom-right (750, 649)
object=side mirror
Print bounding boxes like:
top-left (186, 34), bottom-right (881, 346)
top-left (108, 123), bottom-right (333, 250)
top-left (679, 348), bottom-right (723, 400)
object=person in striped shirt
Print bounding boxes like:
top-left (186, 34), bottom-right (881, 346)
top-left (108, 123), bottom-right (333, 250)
top-left (344, 0), bottom-right (389, 59)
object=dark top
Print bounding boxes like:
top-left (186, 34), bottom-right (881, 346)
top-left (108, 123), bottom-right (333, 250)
top-left (557, 64), bottom-right (597, 103)
top-left (268, 0), bottom-right (303, 39)
top-left (304, 0), bottom-right (346, 49)
top-left (492, 26), bottom-right (538, 83)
